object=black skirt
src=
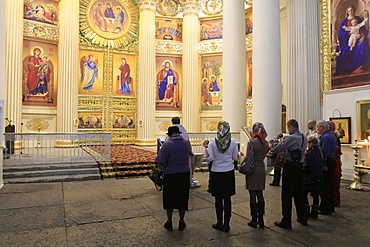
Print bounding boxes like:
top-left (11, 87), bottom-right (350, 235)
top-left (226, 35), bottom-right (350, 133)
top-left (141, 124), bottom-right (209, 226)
top-left (163, 172), bottom-right (190, 210)
top-left (210, 170), bottom-right (235, 197)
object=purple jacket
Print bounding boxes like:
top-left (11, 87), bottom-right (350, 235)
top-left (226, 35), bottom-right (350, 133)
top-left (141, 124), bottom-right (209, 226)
top-left (155, 134), bottom-right (193, 174)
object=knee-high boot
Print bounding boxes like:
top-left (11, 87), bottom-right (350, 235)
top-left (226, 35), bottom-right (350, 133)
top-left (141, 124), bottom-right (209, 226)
top-left (212, 198), bottom-right (224, 231)
top-left (248, 203), bottom-right (258, 228)
top-left (310, 205), bottom-right (319, 219)
top-left (258, 201), bottom-right (265, 228)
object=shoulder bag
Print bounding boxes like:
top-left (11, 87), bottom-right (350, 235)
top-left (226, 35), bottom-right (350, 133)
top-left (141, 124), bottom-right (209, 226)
top-left (149, 163), bottom-right (165, 191)
top-left (239, 141), bottom-right (254, 175)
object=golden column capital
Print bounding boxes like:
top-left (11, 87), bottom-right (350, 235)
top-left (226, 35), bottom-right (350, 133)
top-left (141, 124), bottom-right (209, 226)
top-left (138, 0), bottom-right (156, 12)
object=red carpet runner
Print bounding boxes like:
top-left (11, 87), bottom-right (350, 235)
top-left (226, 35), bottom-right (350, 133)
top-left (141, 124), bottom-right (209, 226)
top-left (97, 144), bottom-right (157, 178)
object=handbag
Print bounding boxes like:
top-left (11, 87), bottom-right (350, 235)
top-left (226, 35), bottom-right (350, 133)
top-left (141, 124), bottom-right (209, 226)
top-left (239, 142), bottom-right (254, 175)
top-left (149, 163), bottom-right (165, 191)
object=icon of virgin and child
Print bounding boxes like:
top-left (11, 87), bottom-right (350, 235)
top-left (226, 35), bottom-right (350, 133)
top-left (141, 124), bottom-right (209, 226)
top-left (24, 47), bottom-right (52, 98)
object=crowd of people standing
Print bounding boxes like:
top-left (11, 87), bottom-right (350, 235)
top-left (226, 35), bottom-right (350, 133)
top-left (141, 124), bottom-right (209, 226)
top-left (155, 117), bottom-right (342, 232)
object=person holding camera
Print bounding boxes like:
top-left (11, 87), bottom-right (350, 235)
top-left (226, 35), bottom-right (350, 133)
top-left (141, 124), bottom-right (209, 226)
top-left (272, 119), bottom-right (308, 230)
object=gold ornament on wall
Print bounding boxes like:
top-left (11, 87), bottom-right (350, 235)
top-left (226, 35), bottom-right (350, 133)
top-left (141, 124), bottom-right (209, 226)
top-left (156, 0), bottom-right (181, 17)
top-left (200, 0), bottom-right (223, 16)
top-left (26, 119), bottom-right (49, 132)
top-left (79, 0), bottom-right (139, 48)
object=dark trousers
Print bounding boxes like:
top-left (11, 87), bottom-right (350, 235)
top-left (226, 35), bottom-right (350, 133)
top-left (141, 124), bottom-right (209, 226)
top-left (272, 166), bottom-right (281, 185)
top-left (320, 157), bottom-right (335, 213)
top-left (281, 161), bottom-right (306, 225)
top-left (305, 185), bottom-right (320, 206)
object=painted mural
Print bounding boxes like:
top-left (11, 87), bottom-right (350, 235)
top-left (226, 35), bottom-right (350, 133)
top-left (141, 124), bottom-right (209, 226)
top-left (155, 56), bottom-right (182, 111)
top-left (247, 51), bottom-right (253, 99)
top-left (200, 18), bottom-right (223, 41)
top-left (113, 113), bottom-right (135, 128)
top-left (200, 55), bottom-right (223, 110)
top-left (155, 19), bottom-right (183, 41)
top-left (87, 0), bottom-right (129, 39)
top-left (78, 112), bottom-right (103, 129)
top-left (22, 40), bottom-right (57, 106)
top-left (113, 53), bottom-right (136, 96)
top-left (24, 0), bottom-right (59, 25)
top-left (79, 51), bottom-right (104, 95)
top-left (331, 0), bottom-right (370, 89)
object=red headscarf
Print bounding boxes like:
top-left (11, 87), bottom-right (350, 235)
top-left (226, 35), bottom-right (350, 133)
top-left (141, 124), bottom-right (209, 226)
top-left (252, 122), bottom-right (268, 142)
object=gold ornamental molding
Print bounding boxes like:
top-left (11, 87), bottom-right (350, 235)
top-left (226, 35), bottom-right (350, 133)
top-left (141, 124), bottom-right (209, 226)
top-left (156, 0), bottom-right (182, 17)
top-left (198, 40), bottom-right (223, 54)
top-left (156, 41), bottom-right (183, 54)
top-left (78, 95), bottom-right (104, 109)
top-left (112, 97), bottom-right (136, 112)
top-left (198, 36), bottom-right (252, 54)
top-left (79, 0), bottom-right (139, 48)
top-left (320, 0), bottom-right (331, 91)
top-left (24, 20), bottom-right (59, 41)
top-left (200, 0), bottom-right (223, 16)
top-left (158, 121), bottom-right (172, 132)
top-left (206, 121), bottom-right (219, 131)
top-left (112, 130), bottom-right (137, 144)
top-left (26, 119), bottom-right (49, 132)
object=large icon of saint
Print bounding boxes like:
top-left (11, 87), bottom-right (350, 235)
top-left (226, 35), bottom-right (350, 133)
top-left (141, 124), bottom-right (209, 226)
top-left (156, 59), bottom-right (180, 109)
top-left (80, 54), bottom-right (99, 92)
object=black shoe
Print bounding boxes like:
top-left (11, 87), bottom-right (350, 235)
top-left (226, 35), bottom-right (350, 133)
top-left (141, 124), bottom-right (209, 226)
top-left (318, 211), bottom-right (331, 215)
top-left (212, 223), bottom-right (224, 231)
top-left (223, 225), bottom-right (230, 232)
top-left (297, 218), bottom-right (308, 226)
top-left (274, 221), bottom-right (292, 230)
top-left (178, 221), bottom-right (186, 231)
top-left (164, 221), bottom-right (173, 231)
top-left (269, 183), bottom-right (279, 186)
top-left (248, 221), bottom-right (258, 228)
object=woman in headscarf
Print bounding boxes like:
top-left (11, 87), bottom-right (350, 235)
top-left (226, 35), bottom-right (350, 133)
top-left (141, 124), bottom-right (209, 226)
top-left (244, 122), bottom-right (269, 228)
top-left (206, 121), bottom-right (239, 232)
top-left (327, 121), bottom-right (342, 209)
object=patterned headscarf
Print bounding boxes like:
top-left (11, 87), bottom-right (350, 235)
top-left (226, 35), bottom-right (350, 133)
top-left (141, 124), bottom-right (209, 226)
top-left (252, 122), bottom-right (268, 142)
top-left (215, 120), bottom-right (231, 153)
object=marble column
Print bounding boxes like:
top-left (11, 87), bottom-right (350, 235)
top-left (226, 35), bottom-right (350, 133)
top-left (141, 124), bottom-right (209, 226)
top-left (222, 0), bottom-right (246, 132)
top-left (5, 0), bottom-right (23, 132)
top-left (136, 0), bottom-right (156, 146)
top-left (57, 0), bottom-right (79, 132)
top-left (182, 1), bottom-right (199, 132)
top-left (252, 0), bottom-right (282, 136)
top-left (286, 0), bottom-right (321, 128)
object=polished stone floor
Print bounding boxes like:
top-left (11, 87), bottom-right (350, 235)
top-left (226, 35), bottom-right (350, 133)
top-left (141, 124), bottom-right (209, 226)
top-left (0, 171), bottom-right (369, 247)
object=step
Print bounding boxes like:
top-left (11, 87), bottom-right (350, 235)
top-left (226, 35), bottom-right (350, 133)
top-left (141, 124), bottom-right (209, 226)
top-left (4, 173), bottom-right (102, 184)
top-left (3, 168), bottom-right (100, 179)
top-left (3, 162), bottom-right (98, 172)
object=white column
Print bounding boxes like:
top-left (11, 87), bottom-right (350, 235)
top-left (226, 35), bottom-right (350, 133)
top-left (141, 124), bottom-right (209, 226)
top-left (222, 0), bottom-right (246, 131)
top-left (136, 0), bottom-right (156, 146)
top-left (182, 1), bottom-right (199, 132)
top-left (252, 0), bottom-right (281, 136)
top-left (0, 0), bottom-right (6, 132)
top-left (57, 0), bottom-right (79, 132)
top-left (0, 0), bottom-right (5, 189)
top-left (306, 0), bottom-right (321, 122)
top-left (5, 0), bottom-right (23, 132)
top-left (286, 0), bottom-right (321, 129)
